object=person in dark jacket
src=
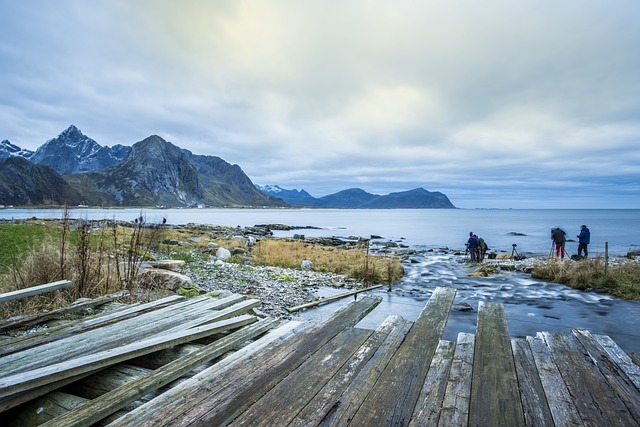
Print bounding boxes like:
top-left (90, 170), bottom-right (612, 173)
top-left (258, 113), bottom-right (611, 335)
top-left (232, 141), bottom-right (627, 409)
top-left (466, 232), bottom-right (479, 262)
top-left (551, 227), bottom-right (567, 258)
top-left (577, 225), bottom-right (590, 258)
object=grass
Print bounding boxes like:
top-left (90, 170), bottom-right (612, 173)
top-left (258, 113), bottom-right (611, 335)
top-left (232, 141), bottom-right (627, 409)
top-left (531, 258), bottom-right (640, 299)
top-left (252, 239), bottom-right (404, 284)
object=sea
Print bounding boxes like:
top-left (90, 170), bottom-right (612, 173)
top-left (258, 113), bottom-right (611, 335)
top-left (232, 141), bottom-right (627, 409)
top-left (2, 207), bottom-right (639, 354)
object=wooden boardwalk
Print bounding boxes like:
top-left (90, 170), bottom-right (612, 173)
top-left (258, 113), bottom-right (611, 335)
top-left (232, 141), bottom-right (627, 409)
top-left (1, 287), bottom-right (640, 426)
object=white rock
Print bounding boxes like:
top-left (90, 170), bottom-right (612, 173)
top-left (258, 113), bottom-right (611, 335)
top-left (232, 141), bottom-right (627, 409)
top-left (216, 248), bottom-right (232, 260)
top-left (301, 260), bottom-right (313, 270)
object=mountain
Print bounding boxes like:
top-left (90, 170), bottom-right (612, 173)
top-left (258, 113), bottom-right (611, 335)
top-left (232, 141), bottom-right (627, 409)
top-left (64, 135), bottom-right (284, 207)
top-left (0, 157), bottom-right (83, 205)
top-left (258, 185), bottom-right (456, 209)
top-left (29, 125), bottom-right (131, 174)
top-left (255, 185), bottom-right (320, 206)
top-left (0, 139), bottom-right (33, 160)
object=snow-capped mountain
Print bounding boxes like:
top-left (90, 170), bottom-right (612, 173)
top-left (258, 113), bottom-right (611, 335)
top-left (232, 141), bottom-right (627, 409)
top-left (29, 125), bottom-right (131, 174)
top-left (256, 185), bottom-right (321, 206)
top-left (0, 139), bottom-right (33, 160)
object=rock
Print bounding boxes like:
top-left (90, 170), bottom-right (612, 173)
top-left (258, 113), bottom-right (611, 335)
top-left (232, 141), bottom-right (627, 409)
top-left (208, 242), bottom-right (219, 249)
top-left (146, 260), bottom-right (186, 271)
top-left (216, 248), bottom-right (231, 260)
top-left (139, 268), bottom-right (192, 291)
top-left (293, 234), bottom-right (305, 240)
top-left (301, 260), bottom-right (313, 270)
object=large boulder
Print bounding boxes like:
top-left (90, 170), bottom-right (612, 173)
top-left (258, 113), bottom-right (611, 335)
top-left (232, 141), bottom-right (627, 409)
top-left (139, 268), bottom-right (192, 291)
top-left (216, 248), bottom-right (232, 260)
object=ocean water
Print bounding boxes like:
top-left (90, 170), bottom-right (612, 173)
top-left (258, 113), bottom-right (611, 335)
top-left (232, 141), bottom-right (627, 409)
top-left (3, 207), bottom-right (638, 256)
top-left (2, 207), bottom-right (639, 353)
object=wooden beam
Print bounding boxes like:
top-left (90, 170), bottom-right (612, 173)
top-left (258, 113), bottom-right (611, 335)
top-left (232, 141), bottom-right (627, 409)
top-left (287, 285), bottom-right (383, 312)
top-left (0, 280), bottom-right (72, 304)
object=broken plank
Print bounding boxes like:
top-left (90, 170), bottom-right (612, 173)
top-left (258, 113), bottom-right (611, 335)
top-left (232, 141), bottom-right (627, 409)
top-left (541, 331), bottom-right (634, 426)
top-left (108, 320), bottom-right (306, 427)
top-left (409, 339), bottom-right (456, 427)
top-left (38, 317), bottom-right (278, 427)
top-left (592, 333), bottom-right (640, 392)
top-left (437, 332), bottom-right (475, 427)
top-left (511, 337), bottom-right (554, 427)
top-left (231, 327), bottom-right (373, 426)
top-left (348, 286), bottom-right (456, 426)
top-left (322, 315), bottom-right (413, 427)
top-left (469, 302), bottom-right (524, 427)
top-left (0, 280), bottom-right (72, 304)
top-left (0, 314), bottom-right (257, 399)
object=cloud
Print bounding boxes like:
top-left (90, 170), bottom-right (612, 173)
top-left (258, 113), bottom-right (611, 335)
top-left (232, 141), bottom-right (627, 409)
top-left (1, 0), bottom-right (639, 208)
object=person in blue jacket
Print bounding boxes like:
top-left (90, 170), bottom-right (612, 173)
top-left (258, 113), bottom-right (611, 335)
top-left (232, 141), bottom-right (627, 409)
top-left (466, 232), bottom-right (479, 262)
top-left (577, 225), bottom-right (590, 258)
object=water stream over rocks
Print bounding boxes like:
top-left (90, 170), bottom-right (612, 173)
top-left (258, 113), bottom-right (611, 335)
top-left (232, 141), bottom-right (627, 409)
top-left (294, 247), bottom-right (640, 355)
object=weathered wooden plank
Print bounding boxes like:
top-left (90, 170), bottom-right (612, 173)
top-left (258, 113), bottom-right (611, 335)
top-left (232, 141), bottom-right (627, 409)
top-left (409, 339), bottom-right (456, 427)
top-left (320, 316), bottom-right (414, 426)
top-left (65, 364), bottom-right (153, 400)
top-left (0, 296), bottom-right (233, 375)
top-left (292, 316), bottom-right (410, 427)
top-left (0, 314), bottom-right (257, 399)
top-left (437, 332), bottom-right (475, 427)
top-left (630, 352), bottom-right (640, 367)
top-left (0, 280), bottom-right (72, 304)
top-left (36, 317), bottom-right (276, 427)
top-left (108, 321), bottom-right (307, 427)
top-left (155, 296), bottom-right (381, 426)
top-left (0, 294), bottom-right (180, 357)
top-left (231, 327), bottom-right (373, 426)
top-left (163, 298), bottom-right (260, 333)
top-left (542, 331), bottom-right (636, 426)
top-left (347, 286), bottom-right (456, 426)
top-left (527, 334), bottom-right (582, 426)
top-left (287, 284), bottom-right (383, 312)
top-left (0, 291), bottom-right (130, 335)
top-left (469, 302), bottom-right (524, 427)
top-left (511, 337), bottom-right (554, 427)
top-left (592, 333), bottom-right (640, 392)
top-left (571, 329), bottom-right (640, 423)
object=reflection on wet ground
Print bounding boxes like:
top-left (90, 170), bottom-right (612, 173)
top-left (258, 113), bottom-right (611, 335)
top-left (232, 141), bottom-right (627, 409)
top-left (295, 248), bottom-right (640, 355)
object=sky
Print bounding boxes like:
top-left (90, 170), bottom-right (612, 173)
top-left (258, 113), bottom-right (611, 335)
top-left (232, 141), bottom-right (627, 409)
top-left (1, 1), bottom-right (639, 209)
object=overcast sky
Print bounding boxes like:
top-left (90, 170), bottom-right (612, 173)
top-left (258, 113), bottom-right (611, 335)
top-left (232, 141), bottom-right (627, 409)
top-left (1, 1), bottom-right (639, 208)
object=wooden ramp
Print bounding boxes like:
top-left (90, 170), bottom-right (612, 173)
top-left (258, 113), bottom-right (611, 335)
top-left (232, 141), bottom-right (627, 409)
top-left (2, 287), bottom-right (640, 426)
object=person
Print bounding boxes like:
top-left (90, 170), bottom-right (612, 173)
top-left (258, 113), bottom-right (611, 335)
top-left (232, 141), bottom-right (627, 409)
top-left (477, 237), bottom-right (489, 262)
top-left (467, 232), bottom-right (479, 263)
top-left (551, 227), bottom-right (567, 258)
top-left (577, 225), bottom-right (590, 258)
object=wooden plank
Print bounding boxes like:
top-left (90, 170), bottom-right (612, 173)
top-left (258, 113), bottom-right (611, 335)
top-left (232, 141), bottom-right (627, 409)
top-left (291, 315), bottom-right (409, 427)
top-left (38, 317), bottom-right (277, 427)
top-left (231, 327), bottom-right (373, 426)
top-left (0, 291), bottom-right (129, 335)
top-left (7, 391), bottom-right (89, 426)
top-left (527, 334), bottom-right (582, 426)
top-left (0, 297), bottom-right (230, 375)
top-left (108, 321), bottom-right (307, 427)
top-left (318, 316), bottom-right (414, 426)
top-left (571, 329), bottom-right (640, 423)
top-left (153, 296), bottom-right (381, 426)
top-left (0, 314), bottom-right (257, 399)
top-left (409, 339), bottom-right (456, 427)
top-left (347, 286), bottom-right (456, 426)
top-left (0, 280), bottom-right (72, 303)
top-left (469, 302), bottom-right (524, 427)
top-left (593, 333), bottom-right (640, 391)
top-left (0, 294), bottom-right (180, 357)
top-left (437, 332), bottom-right (475, 427)
top-left (511, 337), bottom-right (554, 427)
top-left (287, 285), bottom-right (383, 312)
top-left (542, 331), bottom-right (635, 426)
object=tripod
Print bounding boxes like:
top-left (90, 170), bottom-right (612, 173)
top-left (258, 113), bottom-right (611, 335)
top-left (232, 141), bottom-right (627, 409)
top-left (511, 244), bottom-right (520, 260)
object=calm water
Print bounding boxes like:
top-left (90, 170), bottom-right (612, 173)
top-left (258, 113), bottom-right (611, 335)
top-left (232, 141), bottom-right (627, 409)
top-left (2, 208), bottom-right (639, 353)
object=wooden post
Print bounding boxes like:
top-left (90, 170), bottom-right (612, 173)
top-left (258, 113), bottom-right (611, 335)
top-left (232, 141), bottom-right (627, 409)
top-left (0, 280), bottom-right (72, 304)
top-left (605, 242), bottom-right (609, 274)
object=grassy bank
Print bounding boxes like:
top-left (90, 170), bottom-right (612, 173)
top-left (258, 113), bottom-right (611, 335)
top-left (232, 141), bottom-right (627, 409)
top-left (531, 258), bottom-right (640, 299)
top-left (0, 219), bottom-right (403, 318)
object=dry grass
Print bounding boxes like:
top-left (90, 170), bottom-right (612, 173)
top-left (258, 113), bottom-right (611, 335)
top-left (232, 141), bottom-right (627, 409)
top-left (531, 258), bottom-right (640, 299)
top-left (252, 239), bottom-right (404, 284)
